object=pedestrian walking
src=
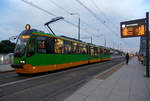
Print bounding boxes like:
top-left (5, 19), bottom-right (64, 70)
top-left (141, 54), bottom-right (144, 64)
top-left (125, 53), bottom-right (129, 65)
top-left (138, 55), bottom-right (141, 64)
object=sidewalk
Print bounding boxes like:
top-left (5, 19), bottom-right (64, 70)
top-left (0, 64), bottom-right (14, 73)
top-left (64, 57), bottom-right (150, 101)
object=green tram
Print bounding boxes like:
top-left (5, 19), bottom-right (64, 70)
top-left (11, 25), bottom-right (111, 74)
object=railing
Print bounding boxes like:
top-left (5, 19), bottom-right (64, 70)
top-left (0, 54), bottom-right (14, 65)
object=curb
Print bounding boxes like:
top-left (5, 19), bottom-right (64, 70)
top-left (0, 70), bottom-right (14, 73)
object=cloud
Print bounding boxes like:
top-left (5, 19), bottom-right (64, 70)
top-left (0, 0), bottom-right (149, 52)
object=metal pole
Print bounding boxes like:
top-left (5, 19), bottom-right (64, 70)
top-left (91, 36), bottom-right (92, 44)
top-left (113, 42), bottom-right (114, 49)
top-left (70, 13), bottom-right (80, 41)
top-left (146, 12), bottom-right (149, 77)
top-left (88, 43), bottom-right (90, 63)
top-left (78, 17), bottom-right (80, 41)
top-left (104, 38), bottom-right (106, 47)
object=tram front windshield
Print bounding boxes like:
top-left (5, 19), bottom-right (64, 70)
top-left (14, 31), bottom-right (30, 57)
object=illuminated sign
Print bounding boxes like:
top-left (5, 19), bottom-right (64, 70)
top-left (21, 35), bottom-right (30, 39)
top-left (120, 19), bottom-right (146, 38)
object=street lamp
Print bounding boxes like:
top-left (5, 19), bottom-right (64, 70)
top-left (70, 13), bottom-right (80, 41)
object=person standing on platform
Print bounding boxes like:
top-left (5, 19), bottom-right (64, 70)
top-left (125, 53), bottom-right (129, 65)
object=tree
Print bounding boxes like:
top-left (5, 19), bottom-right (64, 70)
top-left (0, 40), bottom-right (16, 53)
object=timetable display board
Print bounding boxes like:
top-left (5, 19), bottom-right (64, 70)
top-left (120, 19), bottom-right (146, 38)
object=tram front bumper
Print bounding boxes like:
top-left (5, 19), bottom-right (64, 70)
top-left (11, 64), bottom-right (24, 68)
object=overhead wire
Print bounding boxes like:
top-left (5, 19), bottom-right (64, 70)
top-left (22, 0), bottom-right (93, 36)
top-left (75, 0), bottom-right (130, 48)
top-left (48, 0), bottom-right (101, 33)
top-left (89, 0), bottom-right (130, 47)
top-left (48, 0), bottom-right (126, 47)
top-left (90, 0), bottom-right (119, 31)
top-left (22, 0), bottom-right (129, 49)
top-left (75, 0), bottom-right (119, 37)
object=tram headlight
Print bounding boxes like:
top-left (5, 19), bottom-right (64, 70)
top-left (20, 60), bottom-right (25, 64)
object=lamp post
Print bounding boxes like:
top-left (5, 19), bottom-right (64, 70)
top-left (70, 13), bottom-right (80, 41)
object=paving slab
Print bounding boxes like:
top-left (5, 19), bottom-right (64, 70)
top-left (64, 57), bottom-right (150, 101)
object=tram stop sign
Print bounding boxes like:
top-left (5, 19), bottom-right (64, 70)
top-left (120, 18), bottom-right (146, 38)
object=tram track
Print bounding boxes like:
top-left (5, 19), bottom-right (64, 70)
top-left (0, 57), bottom-right (125, 101)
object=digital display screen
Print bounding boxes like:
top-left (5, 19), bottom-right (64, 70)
top-left (120, 19), bottom-right (146, 38)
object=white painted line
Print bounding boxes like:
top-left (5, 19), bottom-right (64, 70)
top-left (0, 73), bottom-right (57, 88)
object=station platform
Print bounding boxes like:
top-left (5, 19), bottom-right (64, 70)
top-left (64, 57), bottom-right (150, 101)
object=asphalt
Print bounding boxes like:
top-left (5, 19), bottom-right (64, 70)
top-left (0, 57), bottom-right (125, 101)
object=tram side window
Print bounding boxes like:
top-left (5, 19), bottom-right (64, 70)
top-left (104, 48), bottom-right (107, 54)
top-left (106, 49), bottom-right (110, 54)
top-left (97, 47), bottom-right (100, 55)
top-left (72, 42), bottom-right (77, 54)
top-left (64, 40), bottom-right (72, 54)
top-left (94, 47), bottom-right (98, 57)
top-left (82, 44), bottom-right (87, 54)
top-left (37, 36), bottom-right (46, 54)
top-left (27, 36), bottom-right (35, 57)
top-left (100, 48), bottom-right (103, 54)
top-left (77, 43), bottom-right (83, 54)
top-left (37, 36), bottom-right (55, 54)
top-left (90, 46), bottom-right (94, 56)
top-left (55, 38), bottom-right (64, 54)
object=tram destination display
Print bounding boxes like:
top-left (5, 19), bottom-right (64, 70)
top-left (120, 18), bottom-right (146, 38)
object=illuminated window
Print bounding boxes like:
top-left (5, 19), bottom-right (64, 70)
top-left (55, 39), bottom-right (64, 54)
top-left (37, 36), bottom-right (55, 54)
top-left (64, 40), bottom-right (72, 54)
top-left (72, 42), bottom-right (77, 54)
top-left (37, 36), bottom-right (46, 54)
top-left (77, 43), bottom-right (83, 54)
top-left (90, 46), bottom-right (94, 56)
top-left (82, 44), bottom-right (87, 54)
